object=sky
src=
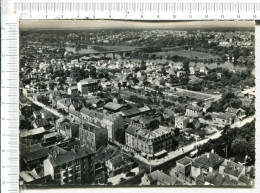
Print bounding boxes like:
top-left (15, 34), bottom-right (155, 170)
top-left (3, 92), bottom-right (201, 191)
top-left (20, 20), bottom-right (255, 31)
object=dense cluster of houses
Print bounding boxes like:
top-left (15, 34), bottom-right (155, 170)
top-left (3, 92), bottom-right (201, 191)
top-left (19, 29), bottom-right (255, 186)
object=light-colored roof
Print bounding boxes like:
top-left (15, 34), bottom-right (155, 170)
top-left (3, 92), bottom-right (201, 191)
top-left (20, 127), bottom-right (46, 138)
top-left (104, 102), bottom-right (124, 111)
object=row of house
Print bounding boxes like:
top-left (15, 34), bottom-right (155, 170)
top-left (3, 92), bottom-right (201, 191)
top-left (176, 152), bottom-right (253, 186)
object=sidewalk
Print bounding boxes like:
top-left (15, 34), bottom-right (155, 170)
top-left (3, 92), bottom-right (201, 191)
top-left (134, 130), bottom-right (223, 166)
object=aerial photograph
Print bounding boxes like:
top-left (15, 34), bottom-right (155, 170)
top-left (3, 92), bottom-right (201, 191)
top-left (19, 21), bottom-right (255, 187)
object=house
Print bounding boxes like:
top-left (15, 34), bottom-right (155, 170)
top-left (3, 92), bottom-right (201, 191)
top-left (20, 127), bottom-right (47, 138)
top-left (85, 98), bottom-right (105, 108)
top-left (176, 71), bottom-right (186, 77)
top-left (105, 153), bottom-right (134, 177)
top-left (92, 144), bottom-right (119, 184)
top-left (22, 147), bottom-right (49, 169)
top-left (219, 159), bottom-right (245, 181)
top-left (68, 109), bottom-right (81, 123)
top-left (200, 67), bottom-right (208, 75)
top-left (57, 98), bottom-right (71, 113)
top-left (77, 78), bottom-right (99, 95)
top-left (20, 171), bottom-right (52, 184)
top-left (68, 100), bottom-right (83, 112)
top-left (203, 101), bottom-right (212, 113)
top-left (175, 116), bottom-right (190, 129)
top-left (176, 157), bottom-right (192, 180)
top-left (79, 122), bottom-right (108, 153)
top-left (43, 132), bottom-right (62, 143)
top-left (32, 118), bottom-right (49, 129)
top-left (225, 107), bottom-right (246, 121)
top-left (185, 105), bottom-right (203, 117)
top-left (43, 147), bottom-right (94, 184)
top-left (101, 82), bottom-right (112, 91)
top-left (58, 119), bottom-right (79, 139)
top-left (141, 170), bottom-right (178, 185)
top-left (67, 86), bottom-right (78, 95)
top-left (40, 109), bottom-right (55, 121)
top-left (212, 112), bottom-right (236, 125)
top-left (188, 75), bottom-right (202, 84)
top-left (33, 110), bottom-right (41, 119)
top-left (191, 152), bottom-right (225, 179)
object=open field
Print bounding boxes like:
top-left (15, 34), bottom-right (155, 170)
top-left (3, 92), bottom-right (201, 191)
top-left (151, 49), bottom-right (221, 60)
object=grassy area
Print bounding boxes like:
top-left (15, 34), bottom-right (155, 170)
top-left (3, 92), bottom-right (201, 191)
top-left (152, 49), bottom-right (221, 60)
top-left (175, 90), bottom-right (210, 100)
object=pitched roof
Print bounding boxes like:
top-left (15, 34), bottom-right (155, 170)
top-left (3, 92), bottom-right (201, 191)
top-left (125, 125), bottom-right (141, 135)
top-left (23, 148), bottom-right (49, 163)
top-left (216, 112), bottom-right (236, 120)
top-left (21, 144), bottom-right (43, 156)
top-left (49, 147), bottom-right (93, 167)
top-left (20, 127), bottom-right (47, 138)
top-left (194, 153), bottom-right (225, 168)
top-left (57, 98), bottom-right (71, 107)
top-left (186, 105), bottom-right (203, 112)
top-left (224, 161), bottom-right (244, 177)
top-left (177, 157), bottom-right (192, 166)
top-left (33, 118), bottom-right (49, 127)
top-left (225, 107), bottom-right (245, 114)
top-left (43, 132), bottom-right (59, 139)
top-left (104, 102), bottom-right (124, 111)
top-left (78, 78), bottom-right (98, 85)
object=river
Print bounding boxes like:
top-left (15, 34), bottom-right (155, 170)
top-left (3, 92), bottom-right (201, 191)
top-left (65, 46), bottom-right (255, 74)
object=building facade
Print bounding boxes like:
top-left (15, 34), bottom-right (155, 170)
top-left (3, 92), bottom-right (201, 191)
top-left (43, 147), bottom-right (94, 184)
top-left (79, 122), bottom-right (108, 153)
top-left (125, 125), bottom-right (173, 159)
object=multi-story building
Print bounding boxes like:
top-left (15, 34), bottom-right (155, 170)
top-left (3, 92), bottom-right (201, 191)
top-left (77, 78), bottom-right (99, 95)
top-left (176, 152), bottom-right (253, 186)
top-left (185, 105), bottom-right (203, 117)
top-left (43, 147), bottom-right (94, 184)
top-left (191, 152), bottom-right (225, 179)
top-left (56, 98), bottom-right (71, 113)
top-left (175, 116), bottom-right (190, 129)
top-left (57, 119), bottom-right (79, 139)
top-left (79, 122), bottom-right (108, 153)
top-left (176, 157), bottom-right (192, 180)
top-left (80, 108), bottom-right (124, 142)
top-left (125, 125), bottom-right (173, 159)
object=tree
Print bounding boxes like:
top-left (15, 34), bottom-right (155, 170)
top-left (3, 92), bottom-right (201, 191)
top-left (174, 128), bottom-right (180, 136)
top-left (231, 138), bottom-right (249, 157)
top-left (20, 120), bottom-right (33, 130)
top-left (159, 78), bottom-right (166, 86)
top-left (148, 120), bottom-right (160, 130)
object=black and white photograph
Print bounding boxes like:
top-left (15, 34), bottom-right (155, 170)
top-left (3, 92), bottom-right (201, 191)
top-left (19, 20), bottom-right (255, 187)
